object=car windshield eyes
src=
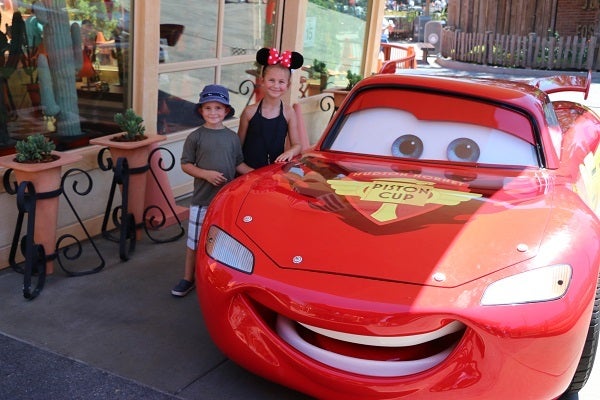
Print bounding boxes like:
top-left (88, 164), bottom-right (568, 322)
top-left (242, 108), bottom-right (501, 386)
top-left (447, 138), bottom-right (480, 162)
top-left (391, 134), bottom-right (424, 158)
top-left (391, 135), bottom-right (481, 163)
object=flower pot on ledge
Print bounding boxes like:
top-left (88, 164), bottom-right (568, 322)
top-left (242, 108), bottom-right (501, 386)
top-left (322, 87), bottom-right (350, 108)
top-left (0, 151), bottom-right (82, 274)
top-left (90, 133), bottom-right (166, 236)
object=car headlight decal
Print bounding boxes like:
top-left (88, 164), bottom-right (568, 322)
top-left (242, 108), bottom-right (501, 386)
top-left (481, 264), bottom-right (572, 305)
top-left (205, 225), bottom-right (254, 274)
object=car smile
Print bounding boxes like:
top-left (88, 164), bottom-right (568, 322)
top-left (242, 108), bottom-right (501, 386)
top-left (277, 316), bottom-right (466, 377)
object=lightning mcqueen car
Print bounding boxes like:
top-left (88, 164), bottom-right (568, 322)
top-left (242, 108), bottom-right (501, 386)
top-left (196, 73), bottom-right (600, 399)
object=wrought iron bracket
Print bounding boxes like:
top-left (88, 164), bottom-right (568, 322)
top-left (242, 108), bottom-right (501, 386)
top-left (2, 167), bottom-right (105, 300)
top-left (97, 146), bottom-right (185, 261)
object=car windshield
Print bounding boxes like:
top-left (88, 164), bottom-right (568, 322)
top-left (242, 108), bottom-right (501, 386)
top-left (325, 88), bottom-right (539, 167)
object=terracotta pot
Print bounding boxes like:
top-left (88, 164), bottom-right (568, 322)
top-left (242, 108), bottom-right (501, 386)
top-left (323, 87), bottom-right (350, 108)
top-left (0, 151), bottom-right (82, 274)
top-left (90, 133), bottom-right (166, 236)
top-left (307, 81), bottom-right (322, 97)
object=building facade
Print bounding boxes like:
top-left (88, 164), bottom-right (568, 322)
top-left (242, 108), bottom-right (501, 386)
top-left (0, 0), bottom-right (386, 269)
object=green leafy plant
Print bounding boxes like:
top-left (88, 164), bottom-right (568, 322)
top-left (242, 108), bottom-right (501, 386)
top-left (309, 59), bottom-right (328, 78)
top-left (307, 59), bottom-right (329, 91)
top-left (345, 70), bottom-right (363, 90)
top-left (114, 108), bottom-right (146, 141)
top-left (15, 134), bottom-right (56, 163)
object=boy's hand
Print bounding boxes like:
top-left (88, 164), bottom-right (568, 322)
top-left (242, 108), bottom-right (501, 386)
top-left (204, 170), bottom-right (228, 186)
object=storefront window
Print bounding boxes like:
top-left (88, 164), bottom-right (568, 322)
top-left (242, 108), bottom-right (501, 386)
top-left (0, 0), bottom-right (132, 151)
top-left (158, 0), bottom-right (276, 131)
top-left (303, 1), bottom-right (368, 90)
top-left (157, 61), bottom-right (258, 134)
top-left (157, 68), bottom-right (214, 134)
top-left (160, 1), bottom-right (217, 62)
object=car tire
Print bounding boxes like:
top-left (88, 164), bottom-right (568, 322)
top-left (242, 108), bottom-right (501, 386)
top-left (560, 274), bottom-right (600, 398)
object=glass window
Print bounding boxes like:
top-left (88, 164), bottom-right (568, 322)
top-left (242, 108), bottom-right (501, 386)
top-left (158, 0), bottom-right (277, 133)
top-left (157, 62), bottom-right (259, 134)
top-left (160, 1), bottom-right (217, 62)
top-left (0, 0), bottom-right (132, 151)
top-left (303, 1), bottom-right (368, 91)
top-left (158, 68), bottom-right (214, 134)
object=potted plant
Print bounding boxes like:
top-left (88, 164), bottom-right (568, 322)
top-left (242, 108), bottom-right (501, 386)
top-left (113, 108), bottom-right (147, 141)
top-left (0, 134), bottom-right (82, 274)
top-left (90, 108), bottom-right (159, 149)
top-left (306, 59), bottom-right (329, 95)
top-left (345, 70), bottom-right (363, 90)
top-left (11, 11), bottom-right (43, 112)
top-left (323, 70), bottom-right (363, 109)
top-left (312, 59), bottom-right (328, 90)
top-left (90, 109), bottom-right (166, 239)
top-left (14, 133), bottom-right (57, 162)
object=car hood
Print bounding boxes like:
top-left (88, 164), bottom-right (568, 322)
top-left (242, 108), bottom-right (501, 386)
top-left (236, 155), bottom-right (553, 287)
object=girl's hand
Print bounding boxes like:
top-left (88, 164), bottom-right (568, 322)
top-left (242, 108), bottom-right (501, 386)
top-left (275, 150), bottom-right (295, 163)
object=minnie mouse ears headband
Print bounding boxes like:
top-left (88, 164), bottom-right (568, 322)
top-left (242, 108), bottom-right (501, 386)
top-left (256, 47), bottom-right (304, 70)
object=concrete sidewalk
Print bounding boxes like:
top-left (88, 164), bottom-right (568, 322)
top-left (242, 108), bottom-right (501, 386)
top-left (0, 209), bottom-right (309, 400)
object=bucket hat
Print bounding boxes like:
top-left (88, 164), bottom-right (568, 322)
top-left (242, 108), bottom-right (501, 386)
top-left (195, 84), bottom-right (235, 117)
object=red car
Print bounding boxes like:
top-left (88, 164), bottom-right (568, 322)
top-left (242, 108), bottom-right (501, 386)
top-left (196, 73), bottom-right (600, 399)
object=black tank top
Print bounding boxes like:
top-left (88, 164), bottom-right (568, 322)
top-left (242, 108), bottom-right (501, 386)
top-left (243, 100), bottom-right (287, 169)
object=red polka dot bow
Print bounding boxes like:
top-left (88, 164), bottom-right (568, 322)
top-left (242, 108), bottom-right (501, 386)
top-left (267, 48), bottom-right (292, 68)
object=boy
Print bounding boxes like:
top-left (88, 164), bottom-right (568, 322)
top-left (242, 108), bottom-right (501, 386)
top-left (171, 84), bottom-right (253, 297)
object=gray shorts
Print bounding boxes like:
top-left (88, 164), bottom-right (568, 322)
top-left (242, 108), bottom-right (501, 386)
top-left (187, 205), bottom-right (207, 250)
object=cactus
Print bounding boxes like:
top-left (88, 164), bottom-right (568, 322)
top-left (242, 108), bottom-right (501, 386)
top-left (35, 0), bottom-right (82, 137)
top-left (0, 12), bottom-right (26, 146)
top-left (114, 109), bottom-right (146, 141)
top-left (14, 134), bottom-right (56, 163)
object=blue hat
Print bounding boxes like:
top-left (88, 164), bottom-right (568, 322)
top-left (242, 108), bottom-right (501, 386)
top-left (196, 84), bottom-right (235, 117)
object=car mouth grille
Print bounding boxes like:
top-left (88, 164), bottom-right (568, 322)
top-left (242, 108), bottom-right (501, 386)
top-left (277, 316), bottom-right (465, 377)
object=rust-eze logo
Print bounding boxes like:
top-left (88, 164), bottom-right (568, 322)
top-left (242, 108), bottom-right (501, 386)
top-left (327, 175), bottom-right (481, 224)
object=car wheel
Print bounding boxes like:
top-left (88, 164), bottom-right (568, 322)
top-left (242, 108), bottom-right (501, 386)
top-left (561, 274), bottom-right (600, 399)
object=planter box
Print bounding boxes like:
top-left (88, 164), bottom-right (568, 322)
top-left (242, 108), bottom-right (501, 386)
top-left (0, 151), bottom-right (82, 274)
top-left (90, 133), bottom-right (167, 234)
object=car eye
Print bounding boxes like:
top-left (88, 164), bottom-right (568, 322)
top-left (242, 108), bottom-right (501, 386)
top-left (481, 264), bottom-right (572, 305)
top-left (205, 225), bottom-right (254, 274)
top-left (447, 138), bottom-right (480, 162)
top-left (391, 134), bottom-right (423, 158)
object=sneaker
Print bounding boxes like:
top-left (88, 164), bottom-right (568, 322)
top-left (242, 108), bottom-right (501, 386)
top-left (171, 279), bottom-right (195, 297)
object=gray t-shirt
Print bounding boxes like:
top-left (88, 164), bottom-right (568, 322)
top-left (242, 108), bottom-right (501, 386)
top-left (181, 125), bottom-right (244, 206)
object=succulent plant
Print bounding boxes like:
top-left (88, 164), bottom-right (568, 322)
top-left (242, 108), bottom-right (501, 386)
top-left (15, 134), bottom-right (56, 163)
top-left (114, 109), bottom-right (146, 141)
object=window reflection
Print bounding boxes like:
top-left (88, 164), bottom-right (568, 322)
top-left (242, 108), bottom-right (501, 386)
top-left (0, 0), bottom-right (131, 152)
top-left (157, 62), bottom-right (257, 134)
top-left (303, 1), bottom-right (367, 91)
top-left (160, 0), bottom-right (217, 63)
top-left (157, 69), bottom-right (214, 134)
top-left (157, 0), bottom-right (276, 134)
top-left (159, 1), bottom-right (274, 64)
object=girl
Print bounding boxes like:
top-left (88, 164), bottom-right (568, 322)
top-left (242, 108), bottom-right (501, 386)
top-left (238, 48), bottom-right (304, 168)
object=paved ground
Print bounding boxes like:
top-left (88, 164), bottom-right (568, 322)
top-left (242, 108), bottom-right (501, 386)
top-left (1, 60), bottom-right (599, 399)
top-left (0, 218), bottom-right (309, 400)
